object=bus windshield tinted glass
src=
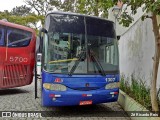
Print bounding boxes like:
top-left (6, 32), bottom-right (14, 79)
top-left (44, 14), bottom-right (119, 74)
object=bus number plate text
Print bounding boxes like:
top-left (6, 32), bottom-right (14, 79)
top-left (9, 56), bottom-right (28, 63)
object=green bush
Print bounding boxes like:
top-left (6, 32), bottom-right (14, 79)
top-left (120, 74), bottom-right (154, 110)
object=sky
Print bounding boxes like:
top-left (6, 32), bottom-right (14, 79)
top-left (0, 0), bottom-right (25, 12)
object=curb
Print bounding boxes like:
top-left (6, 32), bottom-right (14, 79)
top-left (118, 90), bottom-right (160, 120)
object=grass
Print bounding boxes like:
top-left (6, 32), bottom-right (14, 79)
top-left (120, 74), bottom-right (155, 110)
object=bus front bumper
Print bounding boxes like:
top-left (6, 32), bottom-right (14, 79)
top-left (42, 89), bottom-right (119, 106)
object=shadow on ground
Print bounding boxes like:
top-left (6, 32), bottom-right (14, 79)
top-left (41, 104), bottom-right (129, 117)
top-left (0, 88), bottom-right (29, 96)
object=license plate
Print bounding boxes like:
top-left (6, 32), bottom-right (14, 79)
top-left (79, 100), bottom-right (92, 105)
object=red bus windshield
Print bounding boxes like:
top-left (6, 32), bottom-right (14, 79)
top-left (0, 20), bottom-right (36, 89)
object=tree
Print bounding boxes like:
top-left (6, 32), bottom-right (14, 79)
top-left (24, 0), bottom-right (115, 18)
top-left (119, 0), bottom-right (160, 111)
top-left (20, 0), bottom-right (121, 28)
top-left (11, 5), bottom-right (32, 16)
top-left (0, 11), bottom-right (42, 31)
top-left (60, 0), bottom-right (77, 12)
top-left (60, 0), bottom-right (114, 18)
top-left (24, 0), bottom-right (61, 16)
top-left (24, 0), bottom-right (62, 26)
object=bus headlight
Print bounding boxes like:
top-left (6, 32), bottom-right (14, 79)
top-left (43, 83), bottom-right (51, 90)
top-left (43, 83), bottom-right (67, 91)
top-left (105, 82), bottom-right (119, 89)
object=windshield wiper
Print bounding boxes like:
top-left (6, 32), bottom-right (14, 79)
top-left (68, 49), bottom-right (86, 76)
top-left (89, 51), bottom-right (106, 76)
top-left (68, 48), bottom-right (106, 76)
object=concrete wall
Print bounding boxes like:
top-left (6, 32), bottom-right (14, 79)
top-left (118, 17), bottom-right (160, 90)
top-left (108, 4), bottom-right (160, 90)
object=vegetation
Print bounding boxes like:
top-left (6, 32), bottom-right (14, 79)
top-left (0, 5), bottom-right (44, 33)
top-left (24, 0), bottom-right (115, 17)
top-left (120, 74), bottom-right (160, 110)
top-left (119, 0), bottom-right (160, 111)
top-left (59, 0), bottom-right (114, 17)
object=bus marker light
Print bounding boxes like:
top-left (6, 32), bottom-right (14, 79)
top-left (82, 94), bottom-right (87, 97)
top-left (114, 92), bottom-right (118, 94)
top-left (49, 94), bottom-right (55, 97)
top-left (110, 92), bottom-right (118, 95)
top-left (87, 94), bottom-right (92, 97)
top-left (49, 94), bottom-right (61, 98)
top-left (54, 78), bottom-right (63, 83)
top-left (55, 95), bottom-right (61, 97)
top-left (82, 94), bottom-right (92, 97)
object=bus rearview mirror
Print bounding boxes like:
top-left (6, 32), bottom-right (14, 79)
top-left (39, 28), bottom-right (48, 41)
top-left (41, 28), bottom-right (48, 33)
top-left (117, 36), bottom-right (121, 40)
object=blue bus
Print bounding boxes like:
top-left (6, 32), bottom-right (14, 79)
top-left (37, 12), bottom-right (119, 106)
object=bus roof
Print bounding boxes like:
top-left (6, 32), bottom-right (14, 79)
top-left (0, 20), bottom-right (35, 34)
top-left (46, 11), bottom-right (114, 24)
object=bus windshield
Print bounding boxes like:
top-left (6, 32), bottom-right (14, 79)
top-left (44, 14), bottom-right (119, 75)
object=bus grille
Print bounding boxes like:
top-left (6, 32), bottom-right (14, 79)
top-left (1, 64), bottom-right (30, 88)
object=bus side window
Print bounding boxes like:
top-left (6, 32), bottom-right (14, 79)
top-left (0, 27), bottom-right (4, 46)
top-left (7, 28), bottom-right (31, 47)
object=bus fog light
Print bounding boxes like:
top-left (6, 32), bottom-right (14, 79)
top-left (105, 82), bottom-right (119, 89)
top-left (52, 98), bottom-right (56, 101)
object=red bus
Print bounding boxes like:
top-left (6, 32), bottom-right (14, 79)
top-left (0, 20), bottom-right (36, 89)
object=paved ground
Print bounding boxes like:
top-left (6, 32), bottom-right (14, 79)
top-left (0, 79), bottom-right (131, 120)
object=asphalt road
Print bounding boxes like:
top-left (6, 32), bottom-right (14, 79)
top-left (0, 79), bottom-right (130, 120)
